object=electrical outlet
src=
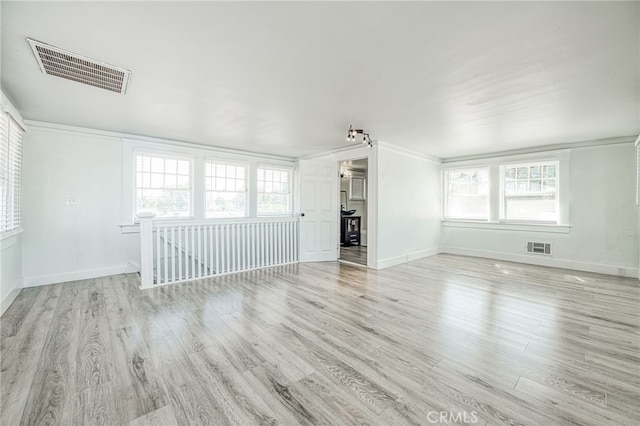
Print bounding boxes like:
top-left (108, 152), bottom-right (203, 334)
top-left (65, 197), bottom-right (78, 206)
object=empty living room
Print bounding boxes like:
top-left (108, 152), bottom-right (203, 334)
top-left (1, 1), bottom-right (639, 425)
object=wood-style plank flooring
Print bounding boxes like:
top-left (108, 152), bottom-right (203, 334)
top-left (1, 254), bottom-right (639, 425)
top-left (339, 245), bottom-right (367, 266)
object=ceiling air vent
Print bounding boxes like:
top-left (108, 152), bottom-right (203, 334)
top-left (27, 38), bottom-right (131, 94)
top-left (526, 241), bottom-right (551, 256)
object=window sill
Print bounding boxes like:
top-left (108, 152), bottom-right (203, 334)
top-left (120, 224), bottom-right (140, 234)
top-left (441, 220), bottom-right (571, 234)
top-left (1, 228), bottom-right (23, 241)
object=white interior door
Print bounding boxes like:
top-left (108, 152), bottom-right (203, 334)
top-left (298, 159), bottom-right (338, 262)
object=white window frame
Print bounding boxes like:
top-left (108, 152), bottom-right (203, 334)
top-left (257, 165), bottom-right (293, 217)
top-left (134, 151), bottom-right (195, 220)
top-left (500, 160), bottom-right (560, 224)
top-left (0, 112), bottom-right (24, 237)
top-left (442, 150), bottom-right (570, 232)
top-left (121, 139), bottom-right (296, 227)
top-left (204, 159), bottom-right (249, 218)
top-left (443, 166), bottom-right (490, 221)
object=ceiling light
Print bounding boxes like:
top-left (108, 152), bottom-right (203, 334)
top-left (346, 125), bottom-right (374, 148)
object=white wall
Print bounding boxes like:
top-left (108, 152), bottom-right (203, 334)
top-left (441, 143), bottom-right (639, 277)
top-left (1, 234), bottom-right (23, 314)
top-left (21, 123), bottom-right (295, 286)
top-left (22, 127), bottom-right (139, 286)
top-left (376, 143), bottom-right (441, 268)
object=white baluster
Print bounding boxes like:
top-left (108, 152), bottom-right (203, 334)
top-left (190, 225), bottom-right (195, 279)
top-left (138, 213), bottom-right (155, 289)
top-left (214, 224), bottom-right (219, 275)
top-left (197, 225), bottom-right (202, 277)
top-left (177, 226), bottom-right (183, 281)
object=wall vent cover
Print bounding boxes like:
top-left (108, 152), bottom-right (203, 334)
top-left (526, 241), bottom-right (551, 255)
top-left (27, 38), bottom-right (131, 94)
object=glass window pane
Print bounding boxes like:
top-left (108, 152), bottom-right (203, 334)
top-left (151, 173), bottom-right (164, 188)
top-left (215, 177), bottom-right (225, 190)
top-left (177, 175), bottom-right (190, 188)
top-left (177, 160), bottom-right (190, 175)
top-left (502, 161), bottom-right (559, 223)
top-left (444, 168), bottom-right (489, 220)
top-left (141, 156), bottom-right (151, 172)
top-left (151, 157), bottom-right (164, 173)
top-left (543, 165), bottom-right (556, 178)
top-left (530, 180), bottom-right (541, 192)
top-left (165, 159), bottom-right (177, 174)
top-left (543, 179), bottom-right (556, 191)
top-left (530, 166), bottom-right (541, 178)
top-left (165, 175), bottom-right (177, 189)
top-left (517, 167), bottom-right (528, 179)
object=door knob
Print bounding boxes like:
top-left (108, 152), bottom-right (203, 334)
top-left (300, 213), bottom-right (305, 217)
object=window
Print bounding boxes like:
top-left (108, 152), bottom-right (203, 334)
top-left (135, 152), bottom-right (193, 218)
top-left (444, 168), bottom-right (489, 220)
top-left (205, 161), bottom-right (247, 218)
top-left (257, 167), bottom-right (292, 216)
top-left (0, 113), bottom-right (23, 234)
top-left (501, 161), bottom-right (558, 223)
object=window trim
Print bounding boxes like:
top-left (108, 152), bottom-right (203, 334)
top-left (256, 164), bottom-right (294, 217)
top-left (121, 139), bottom-right (296, 226)
top-left (442, 150), bottom-right (570, 230)
top-left (204, 158), bottom-right (249, 219)
top-left (499, 160), bottom-right (560, 224)
top-left (443, 165), bottom-right (490, 222)
top-left (134, 151), bottom-right (196, 220)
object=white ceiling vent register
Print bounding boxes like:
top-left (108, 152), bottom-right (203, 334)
top-left (526, 241), bottom-right (552, 255)
top-left (27, 38), bottom-right (131, 94)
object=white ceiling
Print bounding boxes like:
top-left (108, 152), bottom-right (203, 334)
top-left (2, 2), bottom-right (638, 159)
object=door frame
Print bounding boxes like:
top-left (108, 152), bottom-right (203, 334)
top-left (338, 156), bottom-right (370, 267)
top-left (295, 145), bottom-right (377, 268)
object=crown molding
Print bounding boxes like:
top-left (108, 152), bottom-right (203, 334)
top-left (376, 140), bottom-right (441, 164)
top-left (300, 141), bottom-right (375, 160)
top-left (442, 135), bottom-right (636, 163)
top-left (23, 120), bottom-right (296, 162)
top-left (303, 140), bottom-right (441, 164)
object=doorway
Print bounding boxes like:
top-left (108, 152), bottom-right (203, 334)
top-left (338, 158), bottom-right (368, 266)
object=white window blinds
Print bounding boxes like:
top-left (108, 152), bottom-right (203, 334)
top-left (501, 161), bottom-right (558, 223)
top-left (444, 168), bottom-right (490, 220)
top-left (205, 161), bottom-right (248, 218)
top-left (135, 152), bottom-right (193, 218)
top-left (0, 113), bottom-right (23, 234)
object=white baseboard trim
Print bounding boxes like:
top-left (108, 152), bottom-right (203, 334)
top-left (23, 264), bottom-right (137, 287)
top-left (375, 248), bottom-right (440, 270)
top-left (441, 247), bottom-right (639, 278)
top-left (1, 278), bottom-right (23, 316)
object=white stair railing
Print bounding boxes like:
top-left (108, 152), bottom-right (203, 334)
top-left (139, 215), bottom-right (299, 289)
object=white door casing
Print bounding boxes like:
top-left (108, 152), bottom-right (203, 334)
top-left (298, 159), bottom-right (338, 262)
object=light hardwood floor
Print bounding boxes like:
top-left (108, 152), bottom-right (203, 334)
top-left (1, 254), bottom-right (639, 425)
top-left (339, 245), bottom-right (367, 266)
